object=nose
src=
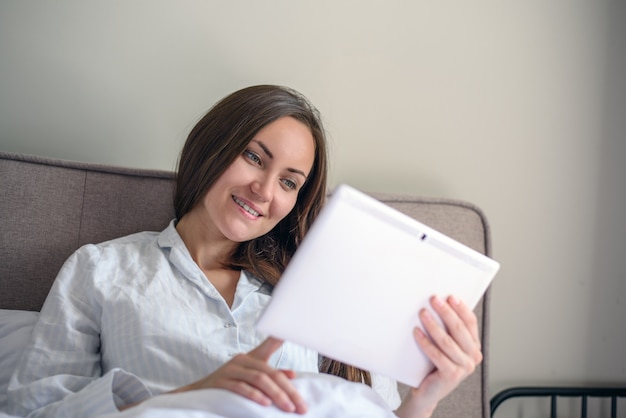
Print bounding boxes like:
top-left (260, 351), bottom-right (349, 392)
top-left (250, 176), bottom-right (273, 202)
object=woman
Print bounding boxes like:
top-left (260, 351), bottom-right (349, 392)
top-left (8, 85), bottom-right (482, 418)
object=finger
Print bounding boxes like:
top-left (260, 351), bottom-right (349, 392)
top-left (413, 325), bottom-right (450, 374)
top-left (248, 337), bottom-right (284, 362)
top-left (418, 307), bottom-right (468, 370)
top-left (268, 370), bottom-right (307, 414)
top-left (234, 343), bottom-right (307, 414)
top-left (223, 378), bottom-right (273, 407)
top-left (429, 296), bottom-right (481, 362)
top-left (435, 296), bottom-right (483, 366)
top-left (231, 363), bottom-right (307, 414)
top-left (447, 295), bottom-right (481, 347)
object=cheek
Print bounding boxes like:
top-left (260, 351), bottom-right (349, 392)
top-left (272, 196), bottom-right (298, 222)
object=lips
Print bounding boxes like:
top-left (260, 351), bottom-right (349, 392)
top-left (232, 196), bottom-right (261, 217)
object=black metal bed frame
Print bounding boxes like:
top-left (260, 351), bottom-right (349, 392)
top-left (490, 386), bottom-right (626, 418)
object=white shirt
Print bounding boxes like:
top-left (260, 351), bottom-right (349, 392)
top-left (8, 221), bottom-right (400, 417)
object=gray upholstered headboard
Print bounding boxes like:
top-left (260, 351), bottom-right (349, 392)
top-left (1, 152), bottom-right (176, 311)
top-left (0, 151), bottom-right (493, 418)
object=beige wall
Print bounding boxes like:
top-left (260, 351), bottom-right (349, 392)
top-left (1, 0), bottom-right (624, 400)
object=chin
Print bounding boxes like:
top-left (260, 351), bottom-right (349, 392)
top-left (223, 222), bottom-right (274, 244)
top-left (226, 230), bottom-right (265, 244)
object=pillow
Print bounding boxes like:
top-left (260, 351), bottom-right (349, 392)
top-left (0, 309), bottom-right (39, 412)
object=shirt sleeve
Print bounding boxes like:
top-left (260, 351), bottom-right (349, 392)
top-left (7, 245), bottom-right (152, 417)
top-left (371, 373), bottom-right (402, 410)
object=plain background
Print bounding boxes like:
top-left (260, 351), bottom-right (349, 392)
top-left (1, 0), bottom-right (624, 401)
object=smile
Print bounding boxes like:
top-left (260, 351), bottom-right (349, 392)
top-left (232, 196), bottom-right (261, 217)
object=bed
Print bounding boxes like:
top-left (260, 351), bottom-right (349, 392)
top-left (490, 386), bottom-right (626, 418)
top-left (0, 151), bottom-right (496, 417)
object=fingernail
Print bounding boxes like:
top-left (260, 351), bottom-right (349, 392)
top-left (432, 295), bottom-right (444, 307)
top-left (449, 295), bottom-right (460, 306)
top-left (297, 401), bottom-right (308, 414)
top-left (414, 327), bottom-right (426, 338)
top-left (282, 401), bottom-right (296, 412)
top-left (421, 309), bottom-right (432, 321)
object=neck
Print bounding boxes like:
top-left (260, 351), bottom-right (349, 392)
top-left (175, 212), bottom-right (237, 271)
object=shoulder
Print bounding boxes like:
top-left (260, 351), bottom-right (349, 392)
top-left (75, 225), bottom-right (172, 257)
top-left (97, 230), bottom-right (161, 248)
top-left (59, 231), bottom-right (159, 272)
top-left (58, 227), bottom-right (169, 281)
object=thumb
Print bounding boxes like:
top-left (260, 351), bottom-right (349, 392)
top-left (248, 337), bottom-right (284, 362)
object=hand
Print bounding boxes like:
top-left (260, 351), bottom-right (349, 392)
top-left (395, 295), bottom-right (483, 418)
top-left (172, 337), bottom-right (307, 414)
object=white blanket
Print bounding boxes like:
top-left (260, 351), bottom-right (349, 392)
top-left (99, 373), bottom-right (396, 418)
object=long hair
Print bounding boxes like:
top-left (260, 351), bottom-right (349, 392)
top-left (174, 85), bottom-right (371, 386)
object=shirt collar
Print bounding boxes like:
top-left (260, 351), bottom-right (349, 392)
top-left (156, 219), bottom-right (184, 250)
top-left (157, 219), bottom-right (269, 295)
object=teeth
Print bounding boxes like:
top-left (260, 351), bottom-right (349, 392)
top-left (233, 196), bottom-right (260, 217)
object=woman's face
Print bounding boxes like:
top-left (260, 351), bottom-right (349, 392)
top-left (199, 116), bottom-right (316, 243)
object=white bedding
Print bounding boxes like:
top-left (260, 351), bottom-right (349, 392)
top-left (98, 373), bottom-right (396, 418)
top-left (1, 310), bottom-right (397, 418)
top-left (0, 310), bottom-right (39, 412)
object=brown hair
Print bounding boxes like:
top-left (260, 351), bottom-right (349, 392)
top-left (174, 85), bottom-right (371, 386)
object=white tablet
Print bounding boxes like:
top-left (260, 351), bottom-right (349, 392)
top-left (256, 184), bottom-right (500, 387)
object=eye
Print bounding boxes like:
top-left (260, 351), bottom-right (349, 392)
top-left (281, 178), bottom-right (297, 190)
top-left (243, 149), bottom-right (262, 166)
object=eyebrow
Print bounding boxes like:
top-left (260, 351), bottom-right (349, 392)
top-left (252, 140), bottom-right (308, 179)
